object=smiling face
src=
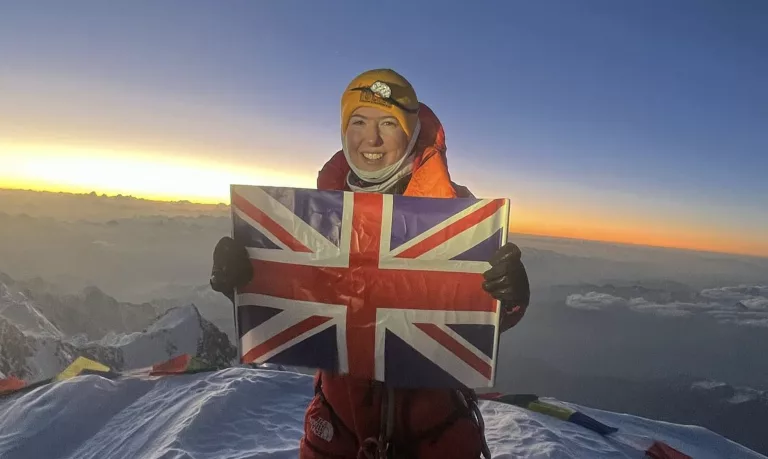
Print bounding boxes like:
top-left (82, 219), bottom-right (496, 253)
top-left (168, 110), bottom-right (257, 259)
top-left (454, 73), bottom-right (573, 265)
top-left (344, 106), bottom-right (410, 173)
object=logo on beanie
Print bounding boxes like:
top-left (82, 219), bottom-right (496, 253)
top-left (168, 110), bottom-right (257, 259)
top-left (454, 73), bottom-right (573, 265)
top-left (358, 81), bottom-right (394, 109)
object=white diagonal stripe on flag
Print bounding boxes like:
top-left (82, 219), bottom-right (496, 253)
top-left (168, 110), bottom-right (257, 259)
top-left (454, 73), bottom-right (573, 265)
top-left (387, 199), bottom-right (494, 258)
top-left (413, 205), bottom-right (505, 261)
top-left (436, 323), bottom-right (493, 366)
top-left (234, 207), bottom-right (290, 250)
top-left (241, 316), bottom-right (338, 364)
top-left (233, 185), bottom-right (338, 254)
top-left (373, 308), bottom-right (497, 383)
top-left (237, 293), bottom-right (349, 371)
top-left (381, 312), bottom-right (492, 388)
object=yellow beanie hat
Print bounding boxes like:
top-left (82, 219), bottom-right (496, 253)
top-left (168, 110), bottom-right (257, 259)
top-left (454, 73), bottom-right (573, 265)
top-left (341, 68), bottom-right (420, 140)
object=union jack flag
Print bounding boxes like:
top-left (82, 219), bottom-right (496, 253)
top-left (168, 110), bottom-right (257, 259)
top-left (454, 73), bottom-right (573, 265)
top-left (231, 184), bottom-right (509, 389)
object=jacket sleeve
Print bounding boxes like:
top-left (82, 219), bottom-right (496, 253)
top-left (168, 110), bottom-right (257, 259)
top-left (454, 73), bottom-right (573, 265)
top-left (499, 304), bottom-right (527, 333)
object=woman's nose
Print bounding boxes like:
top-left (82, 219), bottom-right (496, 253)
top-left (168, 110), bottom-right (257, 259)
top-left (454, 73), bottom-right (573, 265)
top-left (364, 125), bottom-right (383, 146)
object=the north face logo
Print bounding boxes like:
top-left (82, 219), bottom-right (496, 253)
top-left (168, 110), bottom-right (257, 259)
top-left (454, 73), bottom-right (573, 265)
top-left (310, 416), bottom-right (334, 442)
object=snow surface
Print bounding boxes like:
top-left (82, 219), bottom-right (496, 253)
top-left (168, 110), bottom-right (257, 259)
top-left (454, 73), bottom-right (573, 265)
top-left (1, 368), bottom-right (764, 459)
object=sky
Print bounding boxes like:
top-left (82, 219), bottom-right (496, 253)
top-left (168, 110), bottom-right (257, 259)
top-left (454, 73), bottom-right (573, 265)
top-left (1, 0), bottom-right (766, 257)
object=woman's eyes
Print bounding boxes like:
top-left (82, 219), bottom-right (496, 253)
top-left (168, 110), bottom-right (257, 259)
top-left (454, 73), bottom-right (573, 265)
top-left (350, 119), bottom-right (398, 127)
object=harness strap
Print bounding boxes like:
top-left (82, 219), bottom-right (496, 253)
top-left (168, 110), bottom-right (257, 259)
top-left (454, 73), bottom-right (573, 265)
top-left (361, 385), bottom-right (394, 459)
top-left (462, 389), bottom-right (492, 459)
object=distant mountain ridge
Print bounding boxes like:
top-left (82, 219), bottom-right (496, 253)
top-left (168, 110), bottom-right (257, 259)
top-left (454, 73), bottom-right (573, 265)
top-left (0, 272), bottom-right (236, 383)
top-left (0, 272), bottom-right (157, 340)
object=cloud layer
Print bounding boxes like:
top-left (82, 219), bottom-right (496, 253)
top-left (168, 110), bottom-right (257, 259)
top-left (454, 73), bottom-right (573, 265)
top-left (566, 285), bottom-right (768, 327)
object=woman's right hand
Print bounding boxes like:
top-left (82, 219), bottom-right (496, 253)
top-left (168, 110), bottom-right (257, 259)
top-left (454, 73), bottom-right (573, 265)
top-left (209, 236), bottom-right (253, 300)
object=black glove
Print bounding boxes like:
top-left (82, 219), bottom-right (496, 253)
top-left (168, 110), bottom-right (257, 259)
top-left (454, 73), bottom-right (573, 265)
top-left (482, 242), bottom-right (530, 331)
top-left (210, 236), bottom-right (253, 302)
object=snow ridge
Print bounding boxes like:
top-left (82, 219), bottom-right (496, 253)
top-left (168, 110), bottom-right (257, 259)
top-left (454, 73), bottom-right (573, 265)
top-left (1, 368), bottom-right (765, 459)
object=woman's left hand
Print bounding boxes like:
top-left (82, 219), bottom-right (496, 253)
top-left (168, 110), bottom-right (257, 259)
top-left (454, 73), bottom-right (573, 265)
top-left (482, 242), bottom-right (530, 330)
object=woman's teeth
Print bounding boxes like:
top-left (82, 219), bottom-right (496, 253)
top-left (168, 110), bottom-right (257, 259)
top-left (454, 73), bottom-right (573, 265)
top-left (362, 152), bottom-right (384, 160)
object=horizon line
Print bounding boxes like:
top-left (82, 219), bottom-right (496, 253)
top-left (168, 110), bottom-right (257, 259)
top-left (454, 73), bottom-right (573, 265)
top-left (2, 185), bottom-right (766, 261)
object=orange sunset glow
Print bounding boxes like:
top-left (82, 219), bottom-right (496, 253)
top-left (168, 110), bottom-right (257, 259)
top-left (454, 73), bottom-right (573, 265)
top-left (4, 142), bottom-right (767, 258)
top-left (2, 143), bottom-right (316, 204)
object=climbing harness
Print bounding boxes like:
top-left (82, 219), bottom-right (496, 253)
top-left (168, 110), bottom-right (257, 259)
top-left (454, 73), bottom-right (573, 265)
top-left (362, 385), bottom-right (395, 459)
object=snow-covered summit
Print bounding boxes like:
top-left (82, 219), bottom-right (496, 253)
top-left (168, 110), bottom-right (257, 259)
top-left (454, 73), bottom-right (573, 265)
top-left (90, 303), bottom-right (236, 371)
top-left (0, 367), bottom-right (764, 459)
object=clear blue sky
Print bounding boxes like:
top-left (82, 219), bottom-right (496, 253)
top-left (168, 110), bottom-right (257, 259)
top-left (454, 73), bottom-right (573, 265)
top-left (1, 0), bottom-right (766, 255)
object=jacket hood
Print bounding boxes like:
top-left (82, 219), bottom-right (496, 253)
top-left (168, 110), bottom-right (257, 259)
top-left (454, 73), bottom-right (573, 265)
top-left (317, 103), bottom-right (456, 198)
